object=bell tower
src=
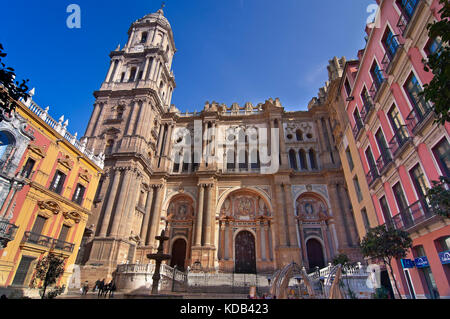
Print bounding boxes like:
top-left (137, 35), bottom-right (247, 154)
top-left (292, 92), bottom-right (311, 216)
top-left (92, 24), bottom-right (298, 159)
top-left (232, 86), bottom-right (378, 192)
top-left (80, 7), bottom-right (176, 280)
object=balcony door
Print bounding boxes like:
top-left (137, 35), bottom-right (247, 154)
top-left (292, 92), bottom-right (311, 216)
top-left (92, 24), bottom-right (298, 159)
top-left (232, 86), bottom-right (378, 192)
top-left (392, 183), bottom-right (411, 227)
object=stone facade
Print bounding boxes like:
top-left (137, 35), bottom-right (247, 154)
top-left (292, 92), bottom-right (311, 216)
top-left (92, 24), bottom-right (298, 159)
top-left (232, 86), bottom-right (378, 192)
top-left (78, 8), bottom-right (361, 283)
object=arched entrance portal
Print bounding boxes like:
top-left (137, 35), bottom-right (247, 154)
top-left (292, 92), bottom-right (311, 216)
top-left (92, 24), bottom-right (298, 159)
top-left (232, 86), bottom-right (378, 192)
top-left (170, 239), bottom-right (187, 271)
top-left (306, 238), bottom-right (325, 270)
top-left (235, 231), bottom-right (256, 274)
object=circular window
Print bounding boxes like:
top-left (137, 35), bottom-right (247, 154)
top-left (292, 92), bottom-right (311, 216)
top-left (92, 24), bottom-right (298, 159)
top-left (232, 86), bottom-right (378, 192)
top-left (287, 134), bottom-right (293, 140)
top-left (307, 133), bottom-right (313, 139)
top-left (228, 135), bottom-right (235, 142)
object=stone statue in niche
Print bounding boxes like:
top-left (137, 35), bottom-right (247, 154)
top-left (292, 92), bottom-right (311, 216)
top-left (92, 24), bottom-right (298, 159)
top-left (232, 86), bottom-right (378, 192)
top-left (305, 203), bottom-right (314, 215)
top-left (175, 203), bottom-right (187, 220)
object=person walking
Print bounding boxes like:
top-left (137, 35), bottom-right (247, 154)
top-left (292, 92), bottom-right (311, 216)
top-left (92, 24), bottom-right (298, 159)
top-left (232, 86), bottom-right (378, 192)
top-left (97, 279), bottom-right (105, 297)
top-left (108, 280), bottom-right (116, 298)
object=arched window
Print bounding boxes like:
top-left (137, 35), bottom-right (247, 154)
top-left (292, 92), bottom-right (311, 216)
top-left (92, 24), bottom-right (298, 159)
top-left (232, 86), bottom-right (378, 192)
top-left (309, 149), bottom-right (318, 170)
top-left (0, 131), bottom-right (15, 163)
top-left (299, 149), bottom-right (308, 170)
top-left (296, 129), bottom-right (303, 141)
top-left (289, 150), bottom-right (298, 170)
top-left (141, 32), bottom-right (148, 44)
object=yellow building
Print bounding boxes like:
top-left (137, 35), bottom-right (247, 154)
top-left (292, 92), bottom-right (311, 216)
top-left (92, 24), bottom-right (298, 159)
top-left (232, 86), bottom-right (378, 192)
top-left (318, 57), bottom-right (378, 241)
top-left (0, 90), bottom-right (103, 297)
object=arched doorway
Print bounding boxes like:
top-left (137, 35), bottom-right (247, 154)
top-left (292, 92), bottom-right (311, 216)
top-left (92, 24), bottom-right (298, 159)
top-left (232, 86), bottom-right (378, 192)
top-left (170, 238), bottom-right (187, 271)
top-left (306, 238), bottom-right (325, 270)
top-left (235, 231), bottom-right (256, 274)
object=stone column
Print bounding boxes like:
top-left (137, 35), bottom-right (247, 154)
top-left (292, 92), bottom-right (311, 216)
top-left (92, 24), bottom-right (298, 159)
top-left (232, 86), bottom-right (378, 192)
top-left (148, 185), bottom-right (164, 249)
top-left (204, 184), bottom-right (214, 246)
top-left (219, 222), bottom-right (225, 260)
top-left (140, 186), bottom-right (154, 244)
top-left (264, 224), bottom-right (271, 261)
top-left (194, 184), bottom-right (205, 247)
top-left (275, 184), bottom-right (288, 247)
top-left (228, 222), bottom-right (233, 261)
top-left (85, 103), bottom-right (101, 137)
top-left (126, 101), bottom-right (140, 136)
top-left (256, 223), bottom-right (262, 261)
top-left (298, 222), bottom-right (307, 262)
top-left (132, 101), bottom-right (145, 136)
top-left (142, 57), bottom-right (151, 81)
top-left (110, 168), bottom-right (132, 237)
top-left (283, 184), bottom-right (299, 248)
top-left (99, 169), bottom-right (121, 237)
top-left (119, 170), bottom-right (141, 238)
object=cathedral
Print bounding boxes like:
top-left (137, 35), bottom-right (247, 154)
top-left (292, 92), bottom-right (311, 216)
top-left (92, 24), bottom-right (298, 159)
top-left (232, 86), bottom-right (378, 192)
top-left (78, 8), bottom-right (360, 282)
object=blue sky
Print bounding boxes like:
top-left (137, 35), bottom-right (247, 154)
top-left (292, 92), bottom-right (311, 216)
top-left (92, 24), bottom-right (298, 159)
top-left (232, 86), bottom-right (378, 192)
top-left (1, 0), bottom-right (375, 137)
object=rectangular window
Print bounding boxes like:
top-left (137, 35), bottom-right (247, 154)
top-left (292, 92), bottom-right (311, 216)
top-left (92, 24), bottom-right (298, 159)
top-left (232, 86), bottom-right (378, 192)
top-left (365, 147), bottom-right (378, 175)
top-left (21, 158), bottom-right (36, 179)
top-left (380, 196), bottom-right (393, 226)
top-left (72, 184), bottom-right (86, 205)
top-left (344, 78), bottom-right (352, 96)
top-left (11, 256), bottom-right (35, 286)
top-left (345, 147), bottom-right (354, 171)
top-left (375, 129), bottom-right (392, 163)
top-left (31, 215), bottom-right (47, 235)
top-left (361, 208), bottom-right (370, 232)
top-left (49, 170), bottom-right (66, 195)
top-left (141, 32), bottom-right (148, 43)
top-left (371, 61), bottom-right (385, 89)
top-left (413, 245), bottom-right (440, 299)
top-left (425, 37), bottom-right (442, 56)
top-left (393, 182), bottom-right (409, 212)
top-left (120, 72), bottom-right (125, 82)
top-left (397, 0), bottom-right (419, 20)
top-left (432, 138), bottom-right (450, 177)
top-left (404, 73), bottom-right (429, 118)
top-left (383, 28), bottom-right (400, 58)
top-left (353, 177), bottom-right (363, 203)
top-left (58, 225), bottom-right (70, 242)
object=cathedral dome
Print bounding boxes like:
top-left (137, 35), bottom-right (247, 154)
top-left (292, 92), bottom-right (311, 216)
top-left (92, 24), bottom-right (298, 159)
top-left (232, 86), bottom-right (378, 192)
top-left (140, 9), bottom-right (171, 29)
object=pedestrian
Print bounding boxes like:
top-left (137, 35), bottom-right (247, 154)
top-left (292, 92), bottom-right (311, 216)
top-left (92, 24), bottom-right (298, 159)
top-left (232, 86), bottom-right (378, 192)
top-left (98, 279), bottom-right (105, 297)
top-left (83, 281), bottom-right (89, 295)
top-left (94, 279), bottom-right (100, 292)
top-left (108, 280), bottom-right (116, 298)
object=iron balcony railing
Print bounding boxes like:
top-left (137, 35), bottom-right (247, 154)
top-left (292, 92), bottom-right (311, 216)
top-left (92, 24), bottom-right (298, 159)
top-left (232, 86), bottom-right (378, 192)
top-left (389, 125), bottom-right (411, 157)
top-left (0, 219), bottom-right (19, 248)
top-left (360, 97), bottom-right (375, 124)
top-left (406, 100), bottom-right (434, 134)
top-left (22, 231), bottom-right (75, 253)
top-left (397, 0), bottom-right (421, 35)
top-left (352, 117), bottom-right (364, 139)
top-left (53, 239), bottom-right (75, 253)
top-left (366, 167), bottom-right (380, 187)
top-left (381, 35), bottom-right (403, 75)
top-left (376, 149), bottom-right (393, 174)
top-left (391, 200), bottom-right (433, 231)
top-left (369, 79), bottom-right (386, 102)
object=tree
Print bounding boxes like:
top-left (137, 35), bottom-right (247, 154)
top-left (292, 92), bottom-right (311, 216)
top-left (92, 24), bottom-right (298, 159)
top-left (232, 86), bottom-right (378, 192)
top-left (33, 253), bottom-right (66, 299)
top-left (426, 176), bottom-right (450, 219)
top-left (360, 226), bottom-right (412, 299)
top-left (421, 0), bottom-right (450, 125)
top-left (0, 43), bottom-right (30, 118)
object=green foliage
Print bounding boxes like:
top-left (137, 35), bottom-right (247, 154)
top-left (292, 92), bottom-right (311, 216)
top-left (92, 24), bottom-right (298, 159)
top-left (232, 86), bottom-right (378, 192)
top-left (374, 287), bottom-right (390, 299)
top-left (421, 0), bottom-right (450, 125)
top-left (332, 253), bottom-right (350, 266)
top-left (0, 43), bottom-right (30, 117)
top-left (360, 226), bottom-right (412, 262)
top-left (426, 176), bottom-right (450, 218)
top-left (33, 253), bottom-right (66, 299)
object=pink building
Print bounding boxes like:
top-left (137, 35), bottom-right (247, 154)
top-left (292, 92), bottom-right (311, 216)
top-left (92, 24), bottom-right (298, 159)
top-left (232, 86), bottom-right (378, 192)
top-left (341, 0), bottom-right (449, 298)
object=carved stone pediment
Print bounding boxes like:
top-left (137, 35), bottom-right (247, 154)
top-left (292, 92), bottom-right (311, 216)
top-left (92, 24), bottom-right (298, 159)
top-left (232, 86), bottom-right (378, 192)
top-left (79, 169), bottom-right (91, 182)
top-left (63, 211), bottom-right (82, 224)
top-left (38, 200), bottom-right (61, 215)
top-left (28, 143), bottom-right (46, 158)
top-left (58, 154), bottom-right (74, 170)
